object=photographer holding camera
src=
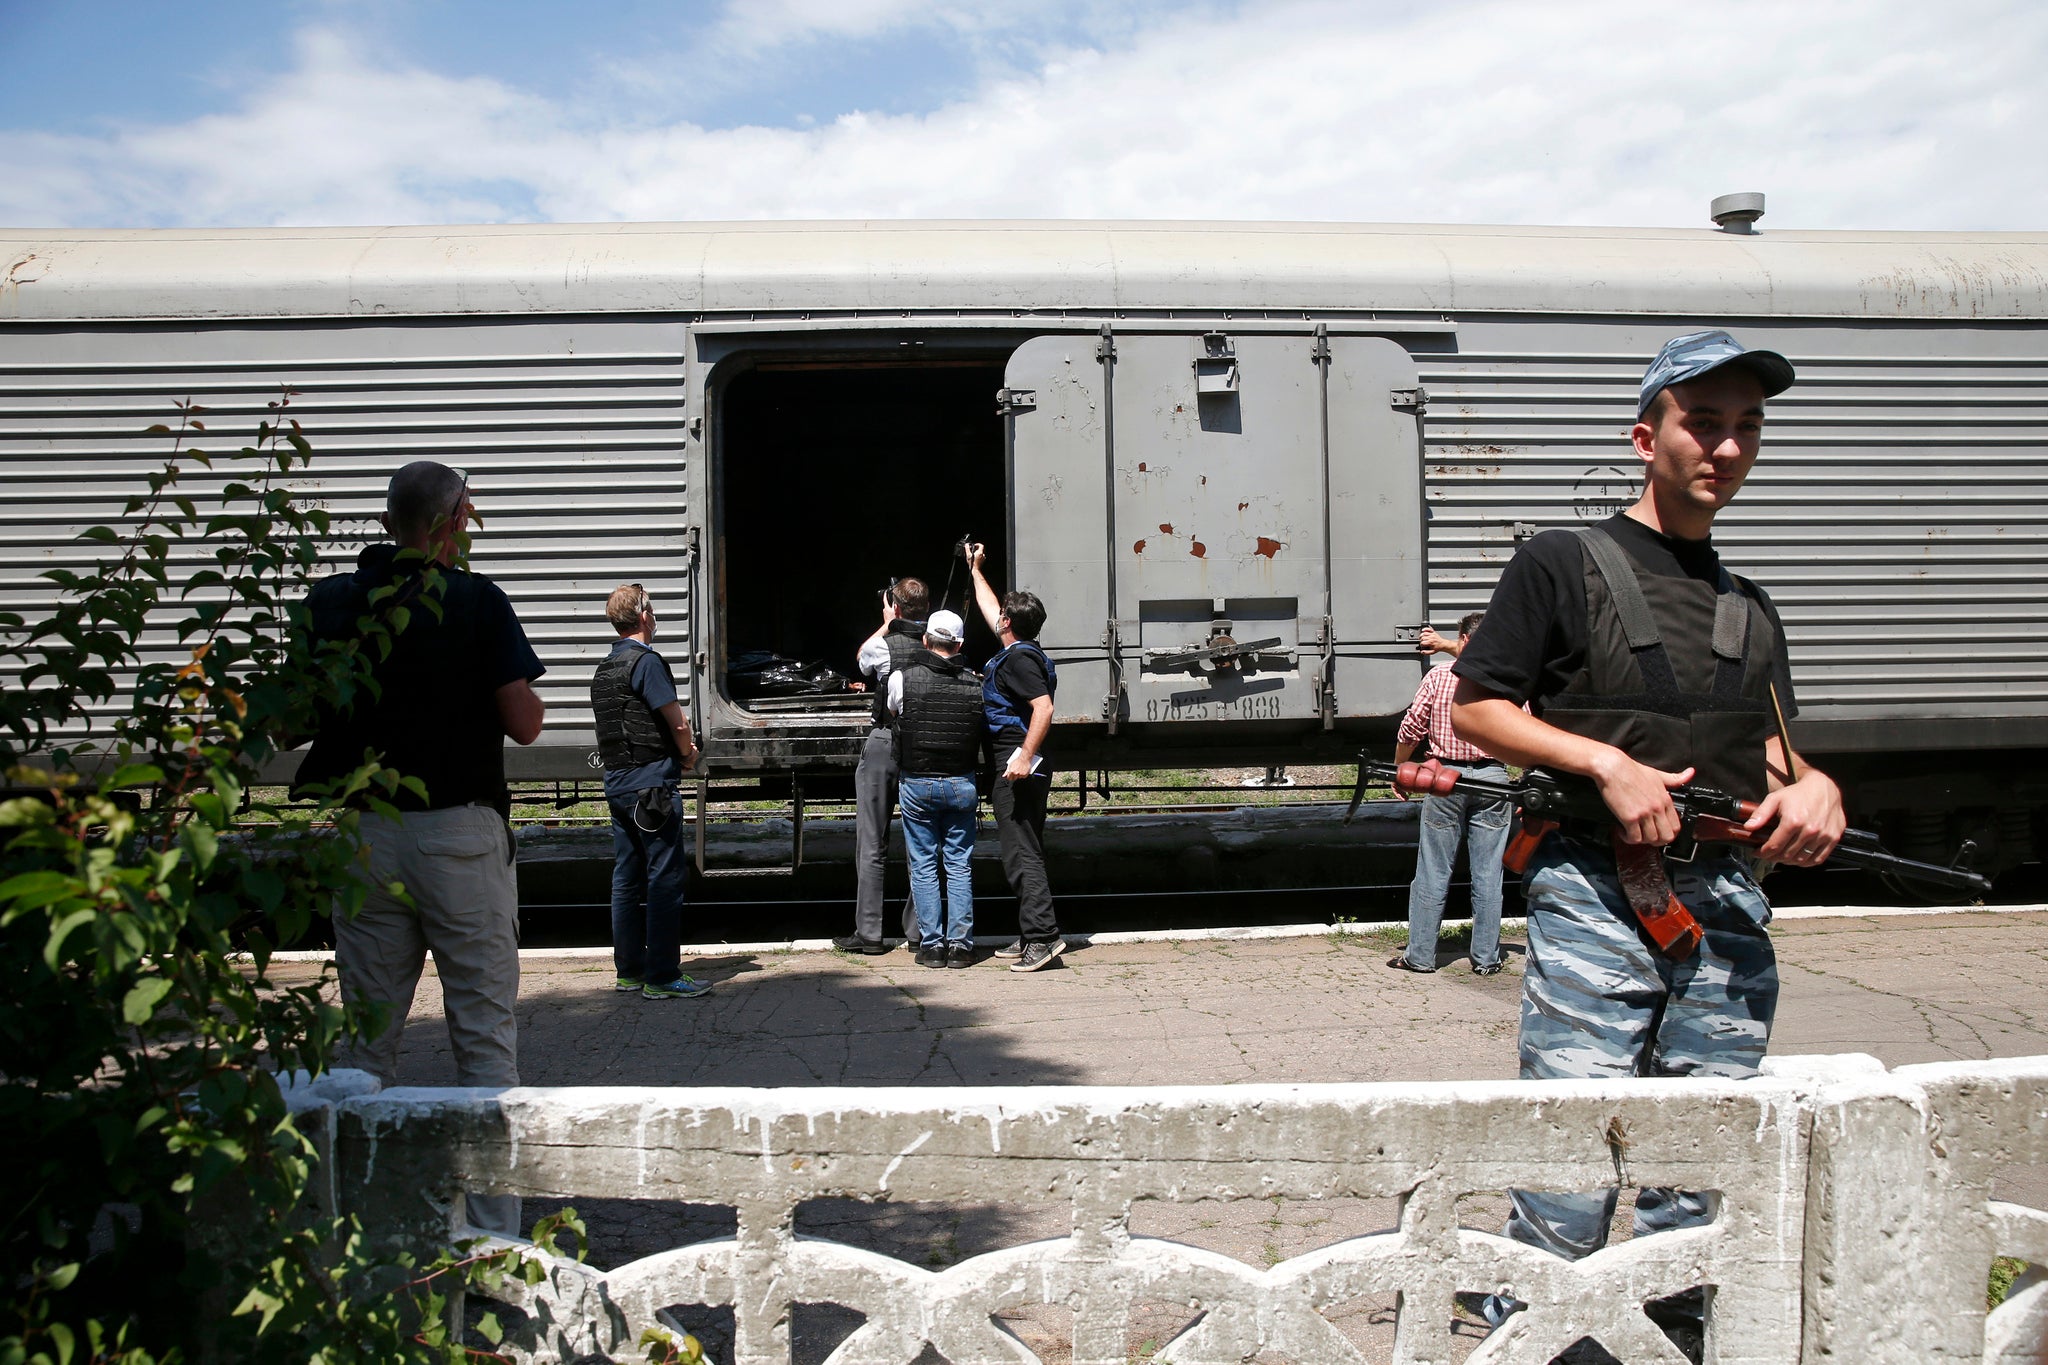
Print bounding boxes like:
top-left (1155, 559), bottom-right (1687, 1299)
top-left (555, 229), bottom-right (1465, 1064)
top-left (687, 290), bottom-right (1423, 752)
top-left (834, 576), bottom-right (930, 954)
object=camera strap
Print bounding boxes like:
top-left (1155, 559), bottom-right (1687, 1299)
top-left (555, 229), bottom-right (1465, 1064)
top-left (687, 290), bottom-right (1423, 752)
top-left (633, 783), bottom-right (677, 832)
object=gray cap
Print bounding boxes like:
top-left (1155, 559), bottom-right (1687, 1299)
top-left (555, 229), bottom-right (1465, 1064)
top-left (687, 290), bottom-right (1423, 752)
top-left (1638, 330), bottom-right (1795, 419)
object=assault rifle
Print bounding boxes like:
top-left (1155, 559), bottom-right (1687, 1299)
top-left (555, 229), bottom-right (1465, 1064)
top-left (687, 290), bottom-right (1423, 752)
top-left (1345, 757), bottom-right (1991, 956)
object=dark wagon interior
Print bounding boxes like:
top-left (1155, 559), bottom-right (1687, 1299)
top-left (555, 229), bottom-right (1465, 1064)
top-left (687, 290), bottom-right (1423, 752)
top-left (716, 356), bottom-right (1011, 710)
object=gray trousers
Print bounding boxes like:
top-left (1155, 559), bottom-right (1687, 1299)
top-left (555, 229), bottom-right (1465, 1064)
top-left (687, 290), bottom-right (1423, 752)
top-left (853, 727), bottom-right (917, 942)
top-left (334, 803), bottom-right (522, 1235)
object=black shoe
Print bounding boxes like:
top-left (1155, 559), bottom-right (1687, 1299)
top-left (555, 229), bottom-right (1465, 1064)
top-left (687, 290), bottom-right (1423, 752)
top-left (946, 943), bottom-right (973, 969)
top-left (1644, 1289), bottom-right (1705, 1365)
top-left (1010, 940), bottom-right (1067, 972)
top-left (1387, 954), bottom-right (1436, 974)
top-left (915, 945), bottom-right (945, 968)
top-left (1473, 961), bottom-right (1504, 976)
top-left (832, 934), bottom-right (889, 955)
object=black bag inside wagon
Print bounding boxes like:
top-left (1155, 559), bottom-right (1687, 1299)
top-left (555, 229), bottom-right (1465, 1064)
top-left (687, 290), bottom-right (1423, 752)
top-left (727, 650), bottom-right (853, 699)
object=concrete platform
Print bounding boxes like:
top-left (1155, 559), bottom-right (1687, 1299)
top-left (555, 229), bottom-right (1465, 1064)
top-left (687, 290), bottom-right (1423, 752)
top-left (270, 908), bottom-right (2048, 1362)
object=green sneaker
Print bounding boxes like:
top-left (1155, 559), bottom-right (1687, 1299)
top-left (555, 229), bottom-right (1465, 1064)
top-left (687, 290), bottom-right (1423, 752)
top-left (643, 975), bottom-right (713, 1000)
top-left (613, 977), bottom-right (644, 993)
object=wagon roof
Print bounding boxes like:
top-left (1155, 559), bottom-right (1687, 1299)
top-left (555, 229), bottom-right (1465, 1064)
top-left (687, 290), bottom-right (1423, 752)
top-left (4, 219), bottom-right (2046, 322)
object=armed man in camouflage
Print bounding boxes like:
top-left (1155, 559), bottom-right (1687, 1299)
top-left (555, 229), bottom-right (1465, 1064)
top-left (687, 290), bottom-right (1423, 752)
top-left (1448, 332), bottom-right (1847, 1343)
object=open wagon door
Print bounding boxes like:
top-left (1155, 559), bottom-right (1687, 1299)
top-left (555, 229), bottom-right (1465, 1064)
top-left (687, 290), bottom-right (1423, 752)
top-left (1001, 328), bottom-right (1426, 733)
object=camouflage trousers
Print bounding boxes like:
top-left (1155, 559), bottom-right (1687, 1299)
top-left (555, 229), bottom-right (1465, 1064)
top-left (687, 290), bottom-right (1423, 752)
top-left (1505, 834), bottom-right (1778, 1262)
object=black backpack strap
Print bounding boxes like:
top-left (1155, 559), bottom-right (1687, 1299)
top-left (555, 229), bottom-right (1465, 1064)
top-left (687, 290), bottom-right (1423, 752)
top-left (1711, 568), bottom-right (1756, 701)
top-left (1575, 527), bottom-right (1682, 709)
top-left (1574, 527), bottom-right (1662, 649)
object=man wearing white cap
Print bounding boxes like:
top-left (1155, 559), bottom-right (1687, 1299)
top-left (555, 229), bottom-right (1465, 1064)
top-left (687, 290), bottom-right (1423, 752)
top-left (888, 610), bottom-right (985, 968)
top-left (1449, 331), bottom-right (1847, 1347)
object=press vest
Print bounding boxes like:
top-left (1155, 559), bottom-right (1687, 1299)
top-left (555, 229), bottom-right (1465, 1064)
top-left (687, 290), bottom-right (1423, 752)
top-left (871, 618), bottom-right (926, 730)
top-left (591, 644), bottom-right (679, 770)
top-left (1540, 526), bottom-right (1779, 802)
top-left (983, 641), bottom-right (1057, 742)
top-left (896, 652), bottom-right (985, 777)
top-left (294, 551), bottom-right (511, 815)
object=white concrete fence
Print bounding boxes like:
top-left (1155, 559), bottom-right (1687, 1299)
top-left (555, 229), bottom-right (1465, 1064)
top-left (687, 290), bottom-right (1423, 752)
top-left (284, 1053), bottom-right (2048, 1364)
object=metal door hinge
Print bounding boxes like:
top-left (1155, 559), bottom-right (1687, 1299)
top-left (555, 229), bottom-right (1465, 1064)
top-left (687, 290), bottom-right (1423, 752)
top-left (1195, 333), bottom-right (1238, 394)
top-left (1096, 323), bottom-right (1117, 362)
top-left (997, 388), bottom-right (1036, 417)
top-left (1390, 387), bottom-right (1429, 413)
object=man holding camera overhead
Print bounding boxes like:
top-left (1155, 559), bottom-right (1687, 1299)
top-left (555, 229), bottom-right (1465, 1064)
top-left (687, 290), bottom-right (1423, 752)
top-left (966, 543), bottom-right (1067, 972)
top-left (834, 576), bottom-right (930, 954)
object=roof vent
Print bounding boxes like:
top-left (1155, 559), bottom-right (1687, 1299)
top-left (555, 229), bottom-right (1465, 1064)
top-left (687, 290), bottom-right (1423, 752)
top-left (1711, 192), bottom-right (1766, 234)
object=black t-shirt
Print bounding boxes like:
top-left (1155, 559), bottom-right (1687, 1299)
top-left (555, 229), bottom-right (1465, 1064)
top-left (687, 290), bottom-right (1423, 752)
top-left (295, 544), bottom-right (545, 814)
top-left (1453, 512), bottom-right (1796, 717)
top-left (989, 644), bottom-right (1053, 745)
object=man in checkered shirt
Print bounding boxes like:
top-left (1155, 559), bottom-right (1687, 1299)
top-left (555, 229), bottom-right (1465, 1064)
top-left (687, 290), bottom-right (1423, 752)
top-left (1387, 611), bottom-right (1510, 975)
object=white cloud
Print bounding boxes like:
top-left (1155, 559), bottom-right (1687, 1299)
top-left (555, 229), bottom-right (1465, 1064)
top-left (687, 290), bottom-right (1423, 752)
top-left (5, 0), bottom-right (2045, 231)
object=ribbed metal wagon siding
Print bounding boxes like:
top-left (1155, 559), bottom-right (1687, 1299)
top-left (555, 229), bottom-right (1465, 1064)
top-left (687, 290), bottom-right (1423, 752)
top-left (1417, 317), bottom-right (2048, 738)
top-left (0, 320), bottom-right (689, 760)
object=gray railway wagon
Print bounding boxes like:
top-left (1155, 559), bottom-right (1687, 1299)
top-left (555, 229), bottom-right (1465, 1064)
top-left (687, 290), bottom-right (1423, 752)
top-left (4, 216), bottom-right (2046, 870)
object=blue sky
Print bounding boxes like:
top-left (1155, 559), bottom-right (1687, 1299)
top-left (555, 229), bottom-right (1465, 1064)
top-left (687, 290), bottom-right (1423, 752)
top-left (4, 0), bottom-right (2044, 230)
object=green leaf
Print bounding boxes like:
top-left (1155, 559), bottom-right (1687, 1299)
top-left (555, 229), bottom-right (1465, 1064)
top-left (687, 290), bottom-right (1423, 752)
top-left (476, 1311), bottom-right (503, 1346)
top-left (45, 1322), bottom-right (74, 1365)
top-left (122, 977), bottom-right (175, 1025)
top-left (105, 762), bottom-right (166, 789)
top-left (182, 820), bottom-right (219, 874)
top-left (43, 906), bottom-right (99, 972)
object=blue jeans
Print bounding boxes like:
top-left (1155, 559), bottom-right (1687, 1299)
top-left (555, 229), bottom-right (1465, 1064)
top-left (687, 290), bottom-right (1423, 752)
top-left (898, 775), bottom-right (977, 948)
top-left (610, 790), bottom-right (687, 982)
top-left (1400, 761), bottom-right (1511, 970)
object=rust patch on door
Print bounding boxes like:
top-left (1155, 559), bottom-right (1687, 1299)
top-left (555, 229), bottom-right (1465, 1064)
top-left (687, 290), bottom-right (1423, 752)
top-left (1190, 540), bottom-right (1207, 559)
top-left (1137, 462), bottom-right (1147, 472)
top-left (1255, 536), bottom-right (1283, 559)
top-left (1159, 523), bottom-right (1174, 534)
top-left (1133, 539), bottom-right (1147, 554)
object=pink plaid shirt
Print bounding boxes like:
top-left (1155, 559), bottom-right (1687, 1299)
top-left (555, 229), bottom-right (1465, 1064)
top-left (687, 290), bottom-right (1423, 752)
top-left (1395, 664), bottom-right (1499, 764)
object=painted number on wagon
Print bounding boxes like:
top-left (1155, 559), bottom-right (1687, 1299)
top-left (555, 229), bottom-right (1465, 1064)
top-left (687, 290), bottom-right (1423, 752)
top-left (1146, 692), bottom-right (1286, 721)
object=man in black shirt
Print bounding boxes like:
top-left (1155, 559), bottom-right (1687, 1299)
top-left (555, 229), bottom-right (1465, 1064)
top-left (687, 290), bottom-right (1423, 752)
top-left (965, 543), bottom-right (1066, 972)
top-left (296, 461), bottom-right (544, 1234)
top-left (1450, 332), bottom-right (1846, 1333)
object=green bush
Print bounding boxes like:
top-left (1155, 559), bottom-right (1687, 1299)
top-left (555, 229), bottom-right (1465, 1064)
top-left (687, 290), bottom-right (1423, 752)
top-left (0, 401), bottom-right (586, 1363)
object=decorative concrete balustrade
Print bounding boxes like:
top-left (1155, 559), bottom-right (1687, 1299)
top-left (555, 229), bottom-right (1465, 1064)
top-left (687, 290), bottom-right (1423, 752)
top-left (283, 1053), bottom-right (2048, 1364)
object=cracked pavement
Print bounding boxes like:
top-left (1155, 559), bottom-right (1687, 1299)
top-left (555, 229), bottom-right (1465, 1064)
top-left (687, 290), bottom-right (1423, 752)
top-left (271, 910), bottom-right (2048, 1090)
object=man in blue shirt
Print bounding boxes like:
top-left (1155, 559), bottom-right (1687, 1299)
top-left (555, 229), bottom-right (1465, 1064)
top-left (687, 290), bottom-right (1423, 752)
top-left (591, 583), bottom-right (708, 1000)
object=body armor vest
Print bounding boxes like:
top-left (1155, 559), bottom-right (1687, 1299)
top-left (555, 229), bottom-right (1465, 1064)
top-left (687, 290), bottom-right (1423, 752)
top-left (896, 652), bottom-right (985, 777)
top-left (871, 618), bottom-right (926, 730)
top-left (982, 641), bottom-right (1057, 741)
top-left (1541, 526), bottom-right (1778, 802)
top-left (591, 645), bottom-right (679, 770)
